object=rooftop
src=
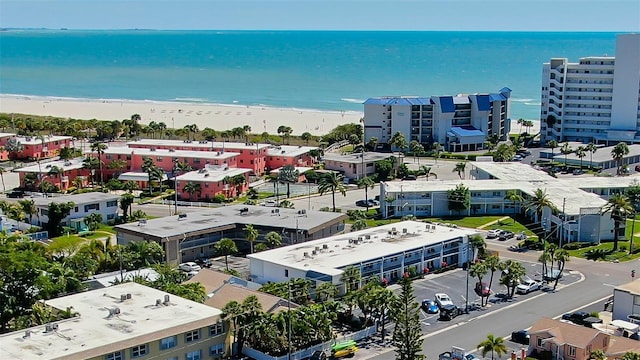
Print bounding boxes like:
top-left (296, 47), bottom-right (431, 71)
top-left (528, 317), bottom-right (600, 348)
top-left (271, 166), bottom-right (314, 175)
top-left (175, 167), bottom-right (251, 183)
top-left (247, 220), bottom-right (478, 277)
top-left (553, 144), bottom-right (640, 164)
top-left (267, 145), bottom-right (318, 158)
top-left (15, 157), bottom-right (85, 173)
top-left (323, 151), bottom-right (392, 164)
top-left (127, 139), bottom-right (270, 150)
top-left (0, 282), bottom-right (221, 360)
top-left (616, 279), bottom-right (640, 295)
top-left (470, 161), bottom-right (556, 182)
top-left (115, 204), bottom-right (347, 241)
top-left (102, 146), bottom-right (238, 160)
top-left (15, 135), bottom-right (72, 145)
top-left (33, 192), bottom-right (120, 208)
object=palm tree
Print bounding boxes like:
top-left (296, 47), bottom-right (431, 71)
top-left (525, 188), bottom-right (553, 223)
top-left (367, 136), bottom-right (379, 151)
top-left (389, 132), bottom-right (408, 153)
top-left (546, 139), bottom-right (558, 158)
top-left (341, 265), bottom-right (361, 293)
top-left (120, 193), bottom-right (135, 222)
top-left (301, 132), bottom-right (312, 145)
top-left (586, 142), bottom-right (598, 169)
top-left (421, 165), bottom-right (437, 181)
top-left (588, 350), bottom-right (607, 360)
top-left (552, 248), bottom-right (570, 290)
top-left (141, 156), bottom-right (160, 195)
top-left (182, 181), bottom-right (201, 201)
top-left (504, 190), bottom-right (523, 216)
top-left (277, 125), bottom-right (292, 145)
top-left (221, 300), bottom-right (243, 356)
top-left (575, 145), bottom-right (587, 169)
top-left (493, 144), bottom-right (515, 162)
top-left (215, 238), bottom-right (238, 271)
top-left (453, 162), bottom-right (466, 179)
top-left (315, 281), bottom-right (338, 302)
top-left (318, 172), bottom-right (347, 212)
top-left (560, 142), bottom-right (573, 167)
top-left (516, 118), bottom-right (524, 134)
top-left (478, 334), bottom-right (507, 360)
top-left (433, 142), bottom-right (443, 164)
top-left (244, 224), bottom-right (259, 253)
top-left (409, 140), bottom-right (424, 164)
top-left (106, 158), bottom-right (128, 177)
top-left (82, 156), bottom-right (100, 186)
top-left (611, 142), bottom-right (630, 175)
top-left (264, 231), bottom-right (282, 248)
top-left (601, 193), bottom-right (634, 251)
top-left (351, 219), bottom-right (367, 231)
top-left (277, 165), bottom-right (299, 198)
top-left (469, 262), bottom-right (488, 305)
top-left (357, 176), bottom-right (375, 210)
top-left (484, 255), bottom-right (501, 306)
top-left (18, 199), bottom-right (37, 225)
top-left (90, 141), bottom-right (107, 184)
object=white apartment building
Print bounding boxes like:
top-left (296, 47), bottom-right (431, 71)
top-left (541, 33), bottom-right (640, 145)
top-left (363, 88), bottom-right (511, 152)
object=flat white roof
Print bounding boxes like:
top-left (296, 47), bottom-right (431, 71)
top-left (554, 144), bottom-right (640, 164)
top-left (248, 220), bottom-right (478, 276)
top-left (267, 145), bottom-right (317, 157)
top-left (15, 157), bottom-right (85, 173)
top-left (176, 167), bottom-right (251, 183)
top-left (118, 171), bottom-right (168, 182)
top-left (103, 146), bottom-right (238, 160)
top-left (0, 132), bottom-right (15, 138)
top-left (15, 135), bottom-right (72, 145)
top-left (0, 282), bottom-right (221, 360)
top-left (32, 192), bottom-right (120, 208)
top-left (323, 151), bottom-right (392, 164)
top-left (471, 161), bottom-right (556, 182)
top-left (127, 139), bottom-right (270, 150)
top-left (271, 166), bottom-right (314, 174)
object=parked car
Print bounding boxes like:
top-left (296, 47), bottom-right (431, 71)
top-left (262, 200), bottom-right (277, 207)
top-left (498, 231), bottom-right (515, 241)
top-left (636, 164), bottom-right (640, 172)
top-left (403, 174), bottom-right (417, 181)
top-left (439, 304), bottom-right (463, 321)
top-left (355, 200), bottom-right (368, 207)
top-left (194, 258), bottom-right (212, 268)
top-left (487, 229), bottom-right (502, 239)
top-left (421, 299), bottom-right (439, 314)
top-left (516, 279), bottom-right (541, 294)
top-left (368, 199), bottom-right (380, 206)
top-left (179, 262), bottom-right (202, 272)
top-left (562, 311), bottom-right (590, 325)
top-left (511, 330), bottom-right (530, 345)
top-left (512, 155), bottom-right (523, 161)
top-left (474, 282), bottom-right (491, 297)
top-left (310, 351), bottom-right (327, 360)
top-left (516, 231), bottom-right (527, 240)
top-left (434, 293), bottom-right (454, 308)
top-left (582, 316), bottom-right (604, 328)
top-left (6, 190), bottom-right (24, 198)
top-left (186, 270), bottom-right (199, 279)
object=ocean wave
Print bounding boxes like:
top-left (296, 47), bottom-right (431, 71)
top-left (524, 102), bottom-right (542, 106)
top-left (510, 98), bottom-right (536, 103)
top-left (173, 97), bottom-right (209, 103)
top-left (341, 98), bottom-right (366, 104)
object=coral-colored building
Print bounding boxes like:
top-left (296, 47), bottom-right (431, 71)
top-left (175, 167), bottom-right (252, 200)
top-left (265, 145), bottom-right (317, 170)
top-left (127, 139), bottom-right (270, 175)
top-left (15, 158), bottom-right (90, 191)
top-left (100, 147), bottom-right (239, 177)
top-left (0, 134), bottom-right (72, 160)
top-left (0, 134), bottom-right (13, 161)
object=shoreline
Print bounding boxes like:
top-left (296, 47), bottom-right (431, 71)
top-left (0, 94), bottom-right (364, 136)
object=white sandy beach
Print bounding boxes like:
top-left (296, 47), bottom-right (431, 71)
top-left (0, 95), bottom-right (364, 136)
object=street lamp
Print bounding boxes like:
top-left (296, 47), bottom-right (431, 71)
top-left (172, 159), bottom-right (178, 215)
top-left (464, 240), bottom-right (472, 314)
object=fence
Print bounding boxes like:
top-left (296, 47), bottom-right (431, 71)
top-left (242, 325), bottom-right (377, 360)
top-left (27, 231), bottom-right (49, 241)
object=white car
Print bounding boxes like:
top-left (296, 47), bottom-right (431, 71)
top-left (487, 229), bottom-right (502, 239)
top-left (434, 293), bottom-right (454, 308)
top-left (179, 262), bottom-right (201, 272)
top-left (516, 279), bottom-right (541, 294)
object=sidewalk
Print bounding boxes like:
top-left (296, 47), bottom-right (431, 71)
top-left (476, 216), bottom-right (511, 230)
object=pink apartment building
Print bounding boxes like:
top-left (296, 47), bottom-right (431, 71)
top-left (16, 158), bottom-right (91, 191)
top-left (0, 133), bottom-right (72, 160)
top-left (175, 167), bottom-right (252, 200)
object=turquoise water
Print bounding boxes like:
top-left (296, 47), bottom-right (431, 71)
top-left (0, 30), bottom-right (618, 119)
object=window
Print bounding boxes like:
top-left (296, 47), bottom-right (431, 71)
top-left (131, 344), bottom-right (148, 358)
top-left (209, 322), bottom-right (224, 336)
top-left (84, 203), bottom-right (100, 212)
top-left (107, 200), bottom-right (118, 207)
top-left (105, 351), bottom-right (124, 360)
top-left (537, 338), bottom-right (543, 347)
top-left (568, 346), bottom-right (575, 357)
top-left (285, 269), bottom-right (289, 277)
top-left (185, 350), bottom-right (202, 360)
top-left (185, 329), bottom-right (200, 343)
top-left (107, 214), bottom-right (115, 220)
top-left (160, 335), bottom-right (177, 350)
top-left (210, 344), bottom-right (224, 356)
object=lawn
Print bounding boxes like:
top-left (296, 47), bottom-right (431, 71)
top-left (423, 216), bottom-right (504, 229)
top-left (567, 240), bottom-right (640, 262)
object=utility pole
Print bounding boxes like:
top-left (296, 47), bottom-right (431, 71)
top-left (560, 197), bottom-right (566, 248)
top-left (287, 281), bottom-right (292, 360)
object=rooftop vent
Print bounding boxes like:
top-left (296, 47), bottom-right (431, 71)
top-left (169, 148), bottom-right (175, 152)
top-left (44, 323), bottom-right (59, 333)
top-left (156, 299), bottom-right (162, 306)
top-left (178, 213), bottom-right (187, 220)
top-left (322, 244), bottom-right (329, 250)
top-left (402, 228), bottom-right (408, 234)
top-left (150, 148), bottom-right (156, 151)
top-left (107, 307), bottom-right (121, 317)
top-left (315, 246), bottom-right (320, 252)
top-left (312, 250), bottom-right (317, 255)
top-left (303, 252), bottom-right (310, 258)
top-left (163, 295), bottom-right (170, 304)
top-left (365, 235), bottom-right (371, 240)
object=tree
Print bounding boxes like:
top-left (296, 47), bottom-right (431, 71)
top-left (244, 224), bottom-right (259, 254)
top-left (432, 142), bottom-right (443, 164)
top-left (525, 188), bottom-right (553, 223)
top-left (611, 142), bottom-right (630, 175)
top-left (215, 238), bottom-right (238, 271)
top-left (552, 248), bottom-right (570, 290)
top-left (301, 131), bottom-right (312, 145)
top-left (277, 165), bottom-right (299, 198)
top-left (375, 158), bottom-right (394, 181)
top-left (106, 158), bottom-right (128, 177)
top-left (539, 244), bottom-right (556, 281)
top-left (409, 140), bottom-right (424, 164)
top-left (182, 181), bottom-right (201, 201)
top-left (484, 255), bottom-right (501, 305)
top-left (341, 265), bottom-right (361, 293)
top-left (469, 262), bottom-right (488, 305)
top-left (390, 132), bottom-right (408, 153)
top-left (469, 234), bottom-right (486, 260)
top-left (141, 156), bottom-right (162, 195)
top-left (84, 213), bottom-right (103, 231)
top-left (478, 334), bottom-right (507, 360)
top-left (453, 162), bottom-right (466, 179)
top-left (367, 136), bottom-right (379, 151)
top-left (183, 124), bottom-right (199, 141)
top-left (392, 276), bottom-right (424, 360)
top-left (90, 141), bottom-right (108, 184)
top-left (277, 125), bottom-right (293, 145)
top-left (500, 260), bottom-right (526, 298)
top-left (503, 190), bottom-right (523, 216)
top-left (493, 143), bottom-right (515, 162)
top-left (357, 176), bottom-right (375, 210)
top-left (17, 199), bottom-right (37, 225)
top-left (601, 194), bottom-right (634, 251)
top-left (82, 156), bottom-right (100, 186)
top-left (621, 352), bottom-right (640, 360)
top-left (351, 220), bottom-right (367, 231)
top-left (5, 138), bottom-right (24, 159)
top-left (447, 184), bottom-right (470, 215)
top-left (264, 231), bottom-right (282, 249)
top-left (560, 142), bottom-right (573, 166)
top-left (586, 142), bottom-right (598, 169)
top-left (421, 165), bottom-right (437, 181)
top-left (546, 139), bottom-right (558, 158)
top-left (588, 350), bottom-right (606, 360)
top-left (318, 172), bottom-right (347, 212)
top-left (44, 201), bottom-right (75, 237)
top-left (315, 281), bottom-right (338, 302)
top-left (516, 118), bottom-right (524, 134)
top-left (575, 145), bottom-right (587, 169)
top-left (119, 193), bottom-right (135, 222)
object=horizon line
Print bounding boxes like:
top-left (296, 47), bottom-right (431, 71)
top-left (2, 28), bottom-right (636, 33)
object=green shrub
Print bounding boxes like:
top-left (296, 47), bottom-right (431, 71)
top-left (563, 242), bottom-right (591, 250)
top-left (212, 194), bottom-right (227, 203)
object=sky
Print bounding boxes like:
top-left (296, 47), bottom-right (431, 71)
top-left (1, 0), bottom-right (639, 31)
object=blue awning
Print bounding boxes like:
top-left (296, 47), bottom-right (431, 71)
top-left (364, 98), bottom-right (390, 105)
top-left (476, 95), bottom-right (491, 111)
top-left (449, 126), bottom-right (485, 137)
top-left (439, 96), bottom-right (455, 113)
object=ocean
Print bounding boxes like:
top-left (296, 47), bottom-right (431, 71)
top-left (0, 30), bottom-right (618, 120)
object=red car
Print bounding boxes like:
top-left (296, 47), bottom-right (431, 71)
top-left (474, 282), bottom-right (491, 297)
